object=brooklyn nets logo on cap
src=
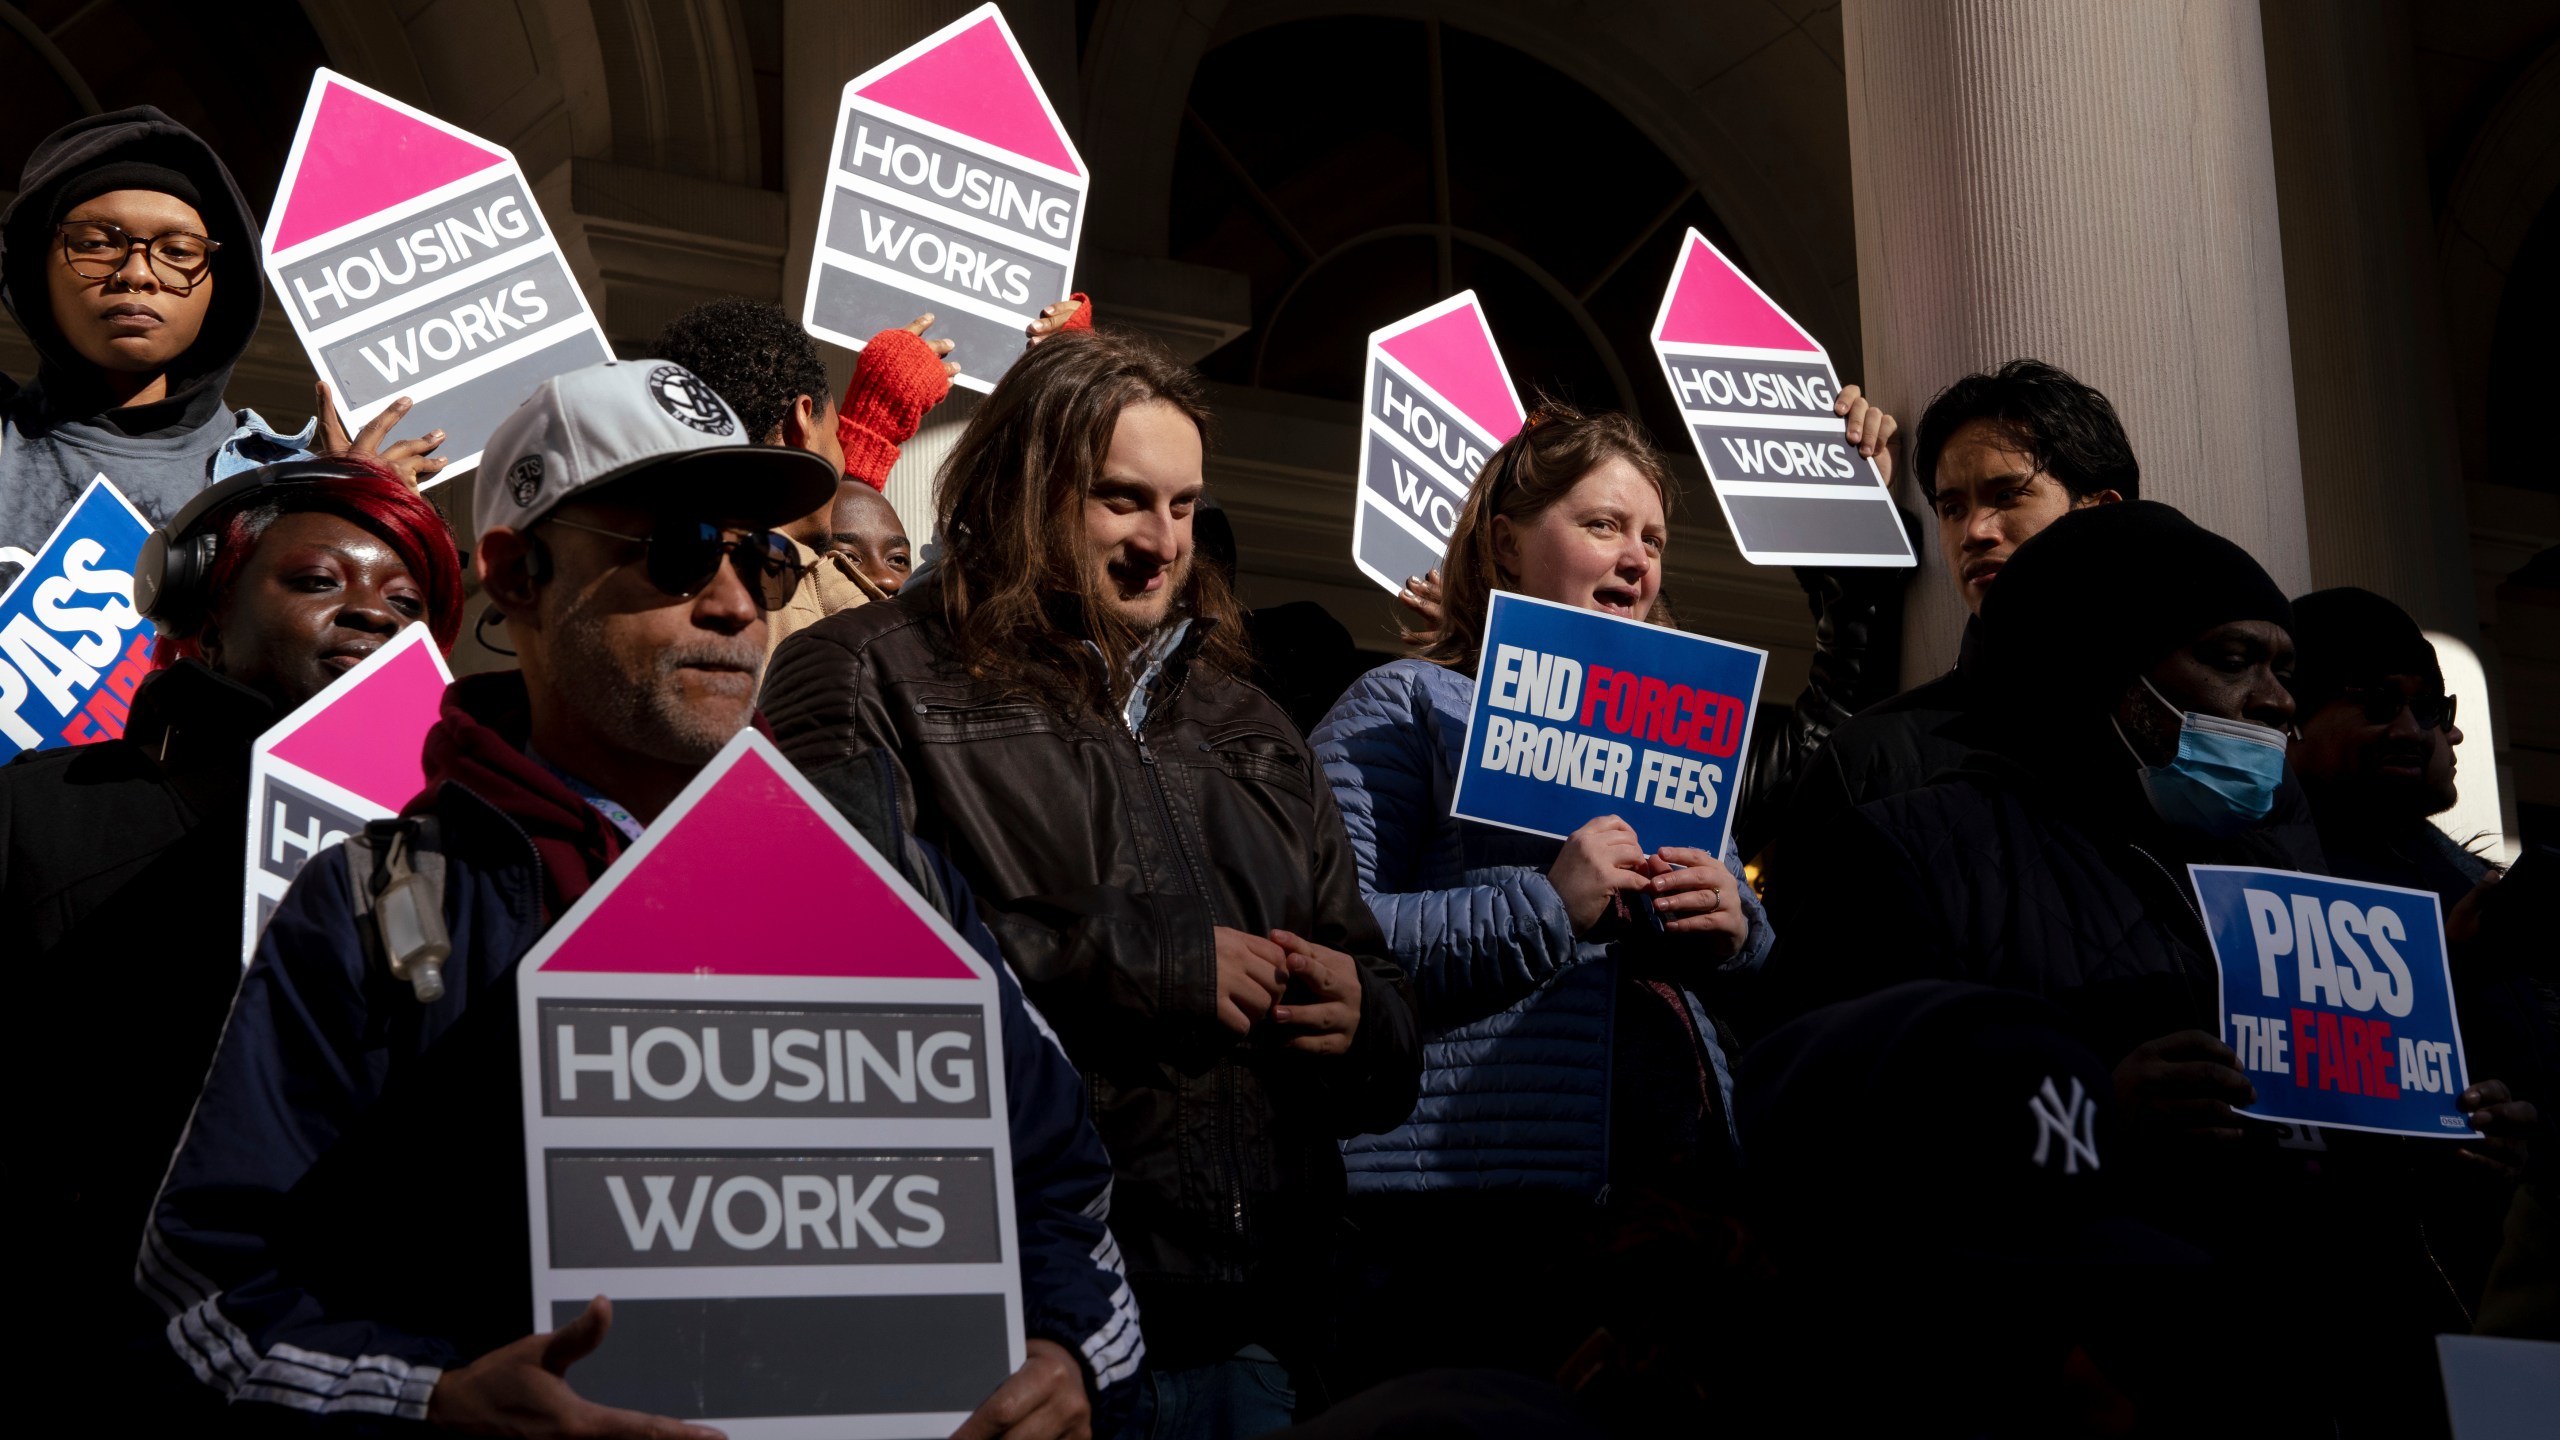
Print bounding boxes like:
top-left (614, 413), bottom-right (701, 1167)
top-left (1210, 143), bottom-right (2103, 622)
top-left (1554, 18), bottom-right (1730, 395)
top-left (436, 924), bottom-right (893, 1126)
top-left (507, 454), bottom-right (545, 506)
top-left (647, 364), bottom-right (736, 436)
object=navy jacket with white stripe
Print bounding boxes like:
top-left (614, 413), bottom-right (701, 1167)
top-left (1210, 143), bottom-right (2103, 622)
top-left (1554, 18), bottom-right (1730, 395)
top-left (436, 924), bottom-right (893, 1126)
top-left (143, 754), bottom-right (1142, 1430)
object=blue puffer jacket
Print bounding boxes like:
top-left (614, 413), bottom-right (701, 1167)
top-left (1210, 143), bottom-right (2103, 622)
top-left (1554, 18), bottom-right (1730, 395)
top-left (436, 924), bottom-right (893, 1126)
top-left (1313, 657), bottom-right (1771, 1195)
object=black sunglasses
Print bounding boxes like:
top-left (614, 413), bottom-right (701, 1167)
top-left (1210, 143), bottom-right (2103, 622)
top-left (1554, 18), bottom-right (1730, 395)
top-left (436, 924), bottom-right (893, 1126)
top-left (545, 516), bottom-right (803, 610)
top-left (2338, 685), bottom-right (2458, 733)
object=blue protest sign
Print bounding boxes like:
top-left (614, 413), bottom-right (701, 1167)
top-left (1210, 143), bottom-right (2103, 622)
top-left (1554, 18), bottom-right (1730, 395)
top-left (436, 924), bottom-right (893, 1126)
top-left (0, 475), bottom-right (155, 762)
top-left (1449, 591), bottom-right (1767, 857)
top-left (2191, 864), bottom-right (2472, 1140)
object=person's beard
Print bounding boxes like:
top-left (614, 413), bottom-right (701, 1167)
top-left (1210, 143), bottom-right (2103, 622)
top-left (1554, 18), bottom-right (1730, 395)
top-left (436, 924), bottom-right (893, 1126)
top-left (548, 592), bottom-right (765, 765)
top-left (1094, 545), bottom-right (1191, 632)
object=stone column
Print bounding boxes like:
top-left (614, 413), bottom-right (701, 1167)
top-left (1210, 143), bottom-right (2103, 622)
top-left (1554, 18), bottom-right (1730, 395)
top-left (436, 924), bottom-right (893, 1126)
top-left (780, 0), bottom-right (1078, 546)
top-left (2259, 0), bottom-right (2477, 632)
top-left (1841, 0), bottom-right (2313, 683)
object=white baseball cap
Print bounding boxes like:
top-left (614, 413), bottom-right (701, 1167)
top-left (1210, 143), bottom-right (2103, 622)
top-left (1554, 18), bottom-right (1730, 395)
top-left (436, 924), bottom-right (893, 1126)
top-left (472, 358), bottom-right (837, 544)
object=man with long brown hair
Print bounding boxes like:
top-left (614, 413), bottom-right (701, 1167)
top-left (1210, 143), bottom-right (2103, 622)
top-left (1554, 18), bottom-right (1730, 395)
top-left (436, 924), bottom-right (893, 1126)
top-left (765, 328), bottom-right (1421, 1437)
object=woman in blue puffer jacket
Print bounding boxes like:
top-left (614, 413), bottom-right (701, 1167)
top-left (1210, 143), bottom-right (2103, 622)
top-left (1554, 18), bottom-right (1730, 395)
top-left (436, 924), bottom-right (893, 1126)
top-left (1313, 399), bottom-right (1879, 1389)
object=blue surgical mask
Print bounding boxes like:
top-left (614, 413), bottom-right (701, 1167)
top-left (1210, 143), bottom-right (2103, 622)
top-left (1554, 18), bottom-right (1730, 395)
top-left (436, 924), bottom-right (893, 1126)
top-left (2115, 677), bottom-right (2289, 836)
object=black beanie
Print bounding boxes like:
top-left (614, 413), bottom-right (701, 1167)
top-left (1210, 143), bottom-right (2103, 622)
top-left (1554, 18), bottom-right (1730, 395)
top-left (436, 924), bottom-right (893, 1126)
top-left (1980, 500), bottom-right (2292, 715)
top-left (49, 161), bottom-right (206, 225)
top-left (2287, 587), bottom-right (2442, 716)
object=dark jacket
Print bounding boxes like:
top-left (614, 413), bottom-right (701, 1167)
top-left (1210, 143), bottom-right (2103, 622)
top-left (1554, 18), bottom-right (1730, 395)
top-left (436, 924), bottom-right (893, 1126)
top-left (762, 579), bottom-right (1423, 1369)
top-left (1764, 622), bottom-right (1981, 919)
top-left (1732, 563), bottom-right (1909, 863)
top-left (0, 659), bottom-right (274, 1415)
top-left (2, 108), bottom-right (270, 577)
top-left (145, 673), bottom-right (1144, 1428)
top-left (1771, 725), bottom-right (2325, 1065)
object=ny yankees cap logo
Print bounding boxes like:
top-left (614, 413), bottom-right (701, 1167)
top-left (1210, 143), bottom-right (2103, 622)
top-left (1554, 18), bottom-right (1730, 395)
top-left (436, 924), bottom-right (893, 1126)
top-left (648, 364), bottom-right (735, 435)
top-left (2028, 1075), bottom-right (2101, 1175)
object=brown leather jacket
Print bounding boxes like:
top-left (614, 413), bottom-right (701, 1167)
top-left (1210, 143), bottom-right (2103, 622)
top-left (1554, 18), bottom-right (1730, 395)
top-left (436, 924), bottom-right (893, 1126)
top-left (762, 577), bottom-right (1421, 1364)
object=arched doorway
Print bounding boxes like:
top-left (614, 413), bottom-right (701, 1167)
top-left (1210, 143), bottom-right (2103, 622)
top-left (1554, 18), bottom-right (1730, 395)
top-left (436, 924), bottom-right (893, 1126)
top-left (1167, 14), bottom-right (1752, 450)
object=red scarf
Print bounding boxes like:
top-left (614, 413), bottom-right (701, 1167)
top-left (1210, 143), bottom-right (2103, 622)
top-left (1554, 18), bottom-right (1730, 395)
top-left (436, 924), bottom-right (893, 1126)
top-left (412, 672), bottom-right (625, 919)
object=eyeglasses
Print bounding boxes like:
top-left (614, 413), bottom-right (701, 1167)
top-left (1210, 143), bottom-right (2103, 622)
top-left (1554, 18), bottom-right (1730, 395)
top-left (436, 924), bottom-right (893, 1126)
top-left (544, 516), bottom-right (804, 611)
top-left (2338, 686), bottom-right (2458, 733)
top-left (56, 220), bottom-right (221, 288)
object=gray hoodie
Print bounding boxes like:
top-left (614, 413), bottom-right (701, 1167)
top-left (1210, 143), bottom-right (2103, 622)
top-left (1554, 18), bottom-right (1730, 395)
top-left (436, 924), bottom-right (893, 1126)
top-left (1, 107), bottom-right (278, 585)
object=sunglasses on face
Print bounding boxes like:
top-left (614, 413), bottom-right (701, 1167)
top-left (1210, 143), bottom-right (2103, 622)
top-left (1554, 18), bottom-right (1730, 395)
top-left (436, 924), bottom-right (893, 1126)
top-left (2338, 686), bottom-right (2457, 732)
top-left (544, 516), bottom-right (803, 610)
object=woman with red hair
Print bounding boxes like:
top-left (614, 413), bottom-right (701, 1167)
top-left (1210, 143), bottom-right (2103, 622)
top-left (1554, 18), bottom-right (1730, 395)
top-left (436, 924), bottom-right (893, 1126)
top-left (0, 454), bottom-right (463, 1423)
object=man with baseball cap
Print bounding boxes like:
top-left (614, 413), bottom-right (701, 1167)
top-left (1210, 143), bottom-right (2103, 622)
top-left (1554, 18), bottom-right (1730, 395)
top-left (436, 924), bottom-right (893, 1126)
top-left (145, 360), bottom-right (1142, 1438)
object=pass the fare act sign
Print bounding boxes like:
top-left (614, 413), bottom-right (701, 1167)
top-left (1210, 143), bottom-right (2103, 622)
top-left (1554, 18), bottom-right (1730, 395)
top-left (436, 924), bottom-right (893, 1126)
top-left (518, 731), bottom-right (1022, 1437)
top-left (1352, 292), bottom-right (1526, 595)
top-left (0, 475), bottom-right (153, 761)
top-left (1650, 230), bottom-right (1914, 567)
top-left (2191, 865), bottom-right (2474, 1140)
top-left (265, 69), bottom-right (612, 482)
top-left (241, 625), bottom-right (451, 961)
top-left (806, 3), bottom-right (1086, 392)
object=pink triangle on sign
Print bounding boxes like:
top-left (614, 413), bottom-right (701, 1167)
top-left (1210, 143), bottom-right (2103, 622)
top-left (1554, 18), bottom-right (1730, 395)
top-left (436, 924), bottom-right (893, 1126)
top-left (539, 747), bottom-right (976, 979)
top-left (1657, 235), bottom-right (1819, 353)
top-left (857, 15), bottom-right (1082, 177)
top-left (265, 634), bottom-right (449, 811)
top-left (1378, 304), bottom-right (1524, 445)
top-left (272, 77), bottom-right (507, 252)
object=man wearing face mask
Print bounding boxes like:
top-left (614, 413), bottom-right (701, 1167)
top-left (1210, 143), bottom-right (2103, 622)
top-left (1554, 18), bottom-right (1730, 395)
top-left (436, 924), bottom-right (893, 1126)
top-left (1772, 505), bottom-right (2537, 1122)
top-left (1772, 505), bottom-right (2538, 1434)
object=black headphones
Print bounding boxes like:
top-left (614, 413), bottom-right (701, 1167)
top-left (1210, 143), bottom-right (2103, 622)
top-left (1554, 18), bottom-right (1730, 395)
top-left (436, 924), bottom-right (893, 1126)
top-left (134, 457), bottom-right (385, 634)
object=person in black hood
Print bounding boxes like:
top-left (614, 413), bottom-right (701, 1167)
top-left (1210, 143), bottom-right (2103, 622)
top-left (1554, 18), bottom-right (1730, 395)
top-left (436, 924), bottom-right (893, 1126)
top-left (0, 454), bottom-right (461, 1419)
top-left (2, 107), bottom-right (297, 584)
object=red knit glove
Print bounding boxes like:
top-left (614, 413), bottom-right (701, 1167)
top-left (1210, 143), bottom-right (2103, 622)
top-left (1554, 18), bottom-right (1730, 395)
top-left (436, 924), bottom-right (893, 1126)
top-left (1059, 292), bottom-right (1093, 332)
top-left (838, 326), bottom-right (953, 489)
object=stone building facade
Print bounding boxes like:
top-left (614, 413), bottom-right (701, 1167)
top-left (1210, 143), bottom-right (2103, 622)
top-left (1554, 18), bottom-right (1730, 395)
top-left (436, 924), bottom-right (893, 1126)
top-left (3, 0), bottom-right (2552, 848)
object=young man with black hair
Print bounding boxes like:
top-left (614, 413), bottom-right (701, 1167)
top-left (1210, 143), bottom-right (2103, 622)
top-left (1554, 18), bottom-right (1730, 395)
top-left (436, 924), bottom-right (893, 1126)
top-left (763, 328), bottom-right (1421, 1436)
top-left (1771, 359), bottom-right (2136, 908)
top-left (146, 360), bottom-right (1139, 1438)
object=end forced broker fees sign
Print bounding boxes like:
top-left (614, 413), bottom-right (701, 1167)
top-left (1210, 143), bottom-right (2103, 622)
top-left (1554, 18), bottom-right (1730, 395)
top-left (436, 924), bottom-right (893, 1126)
top-left (518, 731), bottom-right (1022, 1438)
top-left (1451, 591), bottom-right (1767, 860)
top-left (1650, 229), bottom-right (1913, 567)
top-left (806, 3), bottom-right (1086, 393)
top-left (2191, 865), bottom-right (2473, 1139)
top-left (265, 69), bottom-right (613, 482)
top-left (1351, 292), bottom-right (1525, 595)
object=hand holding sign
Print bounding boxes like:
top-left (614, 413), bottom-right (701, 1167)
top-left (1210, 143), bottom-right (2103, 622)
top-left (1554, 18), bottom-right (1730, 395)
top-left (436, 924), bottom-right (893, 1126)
top-left (1833, 383), bottom-right (1895, 479)
top-left (427, 1296), bottom-right (725, 1440)
top-left (2456, 1079), bottom-right (2536, 1177)
top-left (313, 382), bottom-right (448, 489)
top-left (1548, 816), bottom-right (1652, 935)
top-left (2112, 1030), bottom-right (2257, 1144)
top-left (1641, 846), bottom-right (1749, 958)
top-left (948, 1337), bottom-right (1089, 1440)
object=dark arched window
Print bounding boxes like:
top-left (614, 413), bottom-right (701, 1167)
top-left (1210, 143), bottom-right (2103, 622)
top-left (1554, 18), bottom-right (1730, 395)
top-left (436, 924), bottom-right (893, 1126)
top-left (1170, 15), bottom-right (1748, 448)
top-left (2, 0), bottom-right (329, 207)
